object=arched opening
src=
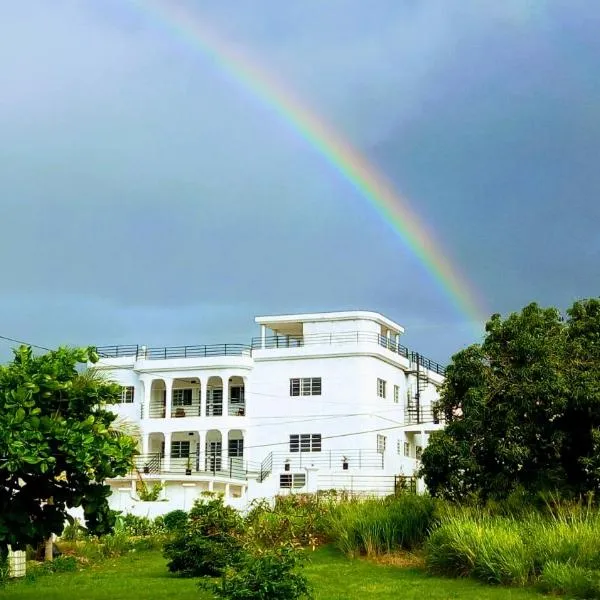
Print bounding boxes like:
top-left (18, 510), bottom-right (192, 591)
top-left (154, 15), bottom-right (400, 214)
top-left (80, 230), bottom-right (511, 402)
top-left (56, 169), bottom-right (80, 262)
top-left (228, 376), bottom-right (245, 416)
top-left (207, 376), bottom-right (223, 416)
top-left (149, 380), bottom-right (167, 418)
top-left (205, 430), bottom-right (222, 472)
top-left (227, 429), bottom-right (245, 478)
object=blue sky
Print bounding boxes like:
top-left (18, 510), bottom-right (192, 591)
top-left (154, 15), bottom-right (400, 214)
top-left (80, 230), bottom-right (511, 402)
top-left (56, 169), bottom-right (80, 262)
top-left (1, 0), bottom-right (599, 363)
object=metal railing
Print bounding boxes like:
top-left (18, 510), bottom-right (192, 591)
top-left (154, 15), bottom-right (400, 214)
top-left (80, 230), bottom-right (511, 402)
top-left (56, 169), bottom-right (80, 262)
top-left (96, 334), bottom-right (445, 375)
top-left (259, 452), bottom-right (273, 483)
top-left (251, 332), bottom-right (446, 375)
top-left (96, 344), bottom-right (252, 360)
top-left (133, 452), bottom-right (246, 480)
top-left (228, 403), bottom-right (246, 416)
top-left (404, 403), bottom-right (444, 425)
top-left (270, 449), bottom-right (384, 472)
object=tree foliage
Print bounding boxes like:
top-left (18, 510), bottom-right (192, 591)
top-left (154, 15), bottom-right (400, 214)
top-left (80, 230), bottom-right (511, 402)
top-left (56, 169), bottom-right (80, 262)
top-left (0, 346), bottom-right (137, 553)
top-left (420, 299), bottom-right (600, 501)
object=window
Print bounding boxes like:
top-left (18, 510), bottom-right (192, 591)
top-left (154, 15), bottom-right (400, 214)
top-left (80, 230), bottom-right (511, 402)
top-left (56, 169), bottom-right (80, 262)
top-left (279, 473), bottom-right (306, 489)
top-left (230, 386), bottom-right (245, 403)
top-left (377, 378), bottom-right (386, 398)
top-left (171, 441), bottom-right (190, 458)
top-left (290, 377), bottom-right (322, 396)
top-left (397, 440), bottom-right (402, 455)
top-left (289, 434), bottom-right (322, 453)
top-left (377, 434), bottom-right (386, 454)
top-left (120, 386), bottom-right (134, 403)
top-left (172, 389), bottom-right (193, 406)
top-left (404, 442), bottom-right (411, 457)
top-left (393, 385), bottom-right (400, 404)
top-left (228, 438), bottom-right (244, 458)
top-left (415, 445), bottom-right (423, 460)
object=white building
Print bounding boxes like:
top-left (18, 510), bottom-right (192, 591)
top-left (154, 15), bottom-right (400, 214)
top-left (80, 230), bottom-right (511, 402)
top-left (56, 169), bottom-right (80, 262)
top-left (97, 311), bottom-right (445, 515)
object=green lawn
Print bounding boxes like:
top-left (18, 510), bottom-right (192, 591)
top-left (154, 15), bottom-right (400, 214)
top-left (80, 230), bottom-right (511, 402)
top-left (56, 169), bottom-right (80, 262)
top-left (3, 547), bottom-right (548, 600)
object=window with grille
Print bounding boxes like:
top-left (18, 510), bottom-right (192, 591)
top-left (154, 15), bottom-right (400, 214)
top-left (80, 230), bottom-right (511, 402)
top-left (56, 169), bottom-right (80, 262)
top-left (404, 442), bottom-right (411, 457)
top-left (119, 386), bottom-right (134, 403)
top-left (172, 389), bottom-right (193, 406)
top-left (393, 385), bottom-right (400, 404)
top-left (397, 440), bottom-right (402, 455)
top-left (279, 473), bottom-right (306, 489)
top-left (290, 378), bottom-right (322, 396)
top-left (289, 434), bottom-right (322, 453)
top-left (377, 434), bottom-right (386, 454)
top-left (377, 378), bottom-right (386, 398)
top-left (171, 441), bottom-right (190, 458)
top-left (228, 438), bottom-right (244, 458)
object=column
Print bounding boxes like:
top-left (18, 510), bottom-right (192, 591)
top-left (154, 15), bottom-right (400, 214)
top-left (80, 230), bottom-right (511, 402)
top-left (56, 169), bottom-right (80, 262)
top-left (141, 433), bottom-right (150, 455)
top-left (164, 378), bottom-right (173, 419)
top-left (261, 324), bottom-right (266, 348)
top-left (196, 430), bottom-right (204, 472)
top-left (163, 432), bottom-right (172, 471)
top-left (200, 376), bottom-right (208, 417)
top-left (223, 375), bottom-right (230, 417)
top-left (141, 377), bottom-right (152, 420)
top-left (225, 483), bottom-right (231, 497)
top-left (221, 429), bottom-right (228, 473)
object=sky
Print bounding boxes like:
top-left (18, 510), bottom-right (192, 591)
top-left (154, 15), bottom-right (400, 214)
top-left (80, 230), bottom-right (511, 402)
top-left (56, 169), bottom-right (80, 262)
top-left (1, 0), bottom-right (599, 364)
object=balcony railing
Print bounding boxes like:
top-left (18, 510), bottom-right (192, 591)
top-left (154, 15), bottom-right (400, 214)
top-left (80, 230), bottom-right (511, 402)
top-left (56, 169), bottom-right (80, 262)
top-left (271, 449), bottom-right (384, 471)
top-left (96, 334), bottom-right (445, 375)
top-left (251, 332), bottom-right (446, 376)
top-left (132, 453), bottom-right (246, 480)
top-left (96, 344), bottom-right (252, 360)
top-left (404, 404), bottom-right (444, 425)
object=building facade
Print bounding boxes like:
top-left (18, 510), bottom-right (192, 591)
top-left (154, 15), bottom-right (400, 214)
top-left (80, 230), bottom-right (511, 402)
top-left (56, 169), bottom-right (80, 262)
top-left (97, 311), bottom-right (445, 515)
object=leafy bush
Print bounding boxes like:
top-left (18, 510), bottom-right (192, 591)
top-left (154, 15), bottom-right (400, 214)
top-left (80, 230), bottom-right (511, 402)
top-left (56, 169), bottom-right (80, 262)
top-left (202, 544), bottom-right (312, 600)
top-left (327, 495), bottom-right (437, 557)
top-left (540, 562), bottom-right (600, 599)
top-left (161, 510), bottom-right (188, 532)
top-left (164, 497), bottom-right (243, 577)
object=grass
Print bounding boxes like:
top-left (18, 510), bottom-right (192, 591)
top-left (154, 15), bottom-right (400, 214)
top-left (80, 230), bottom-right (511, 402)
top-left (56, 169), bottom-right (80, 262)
top-left (2, 547), bottom-right (546, 600)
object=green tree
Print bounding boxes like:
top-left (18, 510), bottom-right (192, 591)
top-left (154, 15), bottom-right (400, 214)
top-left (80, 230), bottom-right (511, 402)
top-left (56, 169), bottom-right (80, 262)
top-left (0, 345), bottom-right (137, 556)
top-left (420, 299), bottom-right (600, 501)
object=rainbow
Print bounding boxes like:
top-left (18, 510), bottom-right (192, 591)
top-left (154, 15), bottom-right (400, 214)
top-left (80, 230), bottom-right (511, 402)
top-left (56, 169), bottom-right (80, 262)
top-left (126, 0), bottom-right (487, 326)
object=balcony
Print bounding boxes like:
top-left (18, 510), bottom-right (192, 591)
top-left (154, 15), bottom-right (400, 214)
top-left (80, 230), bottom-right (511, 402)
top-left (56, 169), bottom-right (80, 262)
top-left (132, 452), bottom-right (246, 480)
top-left (404, 404), bottom-right (444, 426)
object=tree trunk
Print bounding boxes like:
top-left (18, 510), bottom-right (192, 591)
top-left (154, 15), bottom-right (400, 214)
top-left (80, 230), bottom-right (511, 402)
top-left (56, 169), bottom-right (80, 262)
top-left (44, 536), bottom-right (53, 562)
top-left (44, 496), bottom-right (54, 562)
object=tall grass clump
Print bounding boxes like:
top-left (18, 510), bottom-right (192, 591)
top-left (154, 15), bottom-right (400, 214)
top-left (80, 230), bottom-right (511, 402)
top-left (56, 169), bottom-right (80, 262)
top-left (328, 494), bottom-right (437, 557)
top-left (425, 500), bottom-right (600, 596)
top-left (425, 512), bottom-right (532, 585)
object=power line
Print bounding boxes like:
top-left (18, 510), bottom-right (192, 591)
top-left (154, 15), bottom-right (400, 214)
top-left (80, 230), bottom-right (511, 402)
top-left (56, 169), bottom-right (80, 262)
top-left (0, 334), bottom-right (51, 352)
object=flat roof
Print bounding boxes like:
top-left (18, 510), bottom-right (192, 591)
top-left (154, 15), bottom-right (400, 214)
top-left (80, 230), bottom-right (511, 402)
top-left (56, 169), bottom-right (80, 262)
top-left (255, 311), bottom-right (405, 336)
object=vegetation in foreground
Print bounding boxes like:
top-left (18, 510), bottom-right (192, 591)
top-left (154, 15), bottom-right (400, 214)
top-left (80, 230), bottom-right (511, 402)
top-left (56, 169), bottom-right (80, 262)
top-left (1, 547), bottom-right (546, 600)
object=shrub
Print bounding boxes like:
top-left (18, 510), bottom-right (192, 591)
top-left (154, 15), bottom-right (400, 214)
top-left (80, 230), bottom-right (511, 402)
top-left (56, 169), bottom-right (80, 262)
top-left (61, 519), bottom-right (88, 541)
top-left (136, 481), bottom-right (163, 501)
top-left (36, 555), bottom-right (78, 574)
top-left (202, 544), bottom-right (313, 600)
top-left (327, 495), bottom-right (437, 557)
top-left (540, 562), bottom-right (600, 599)
top-left (162, 510), bottom-right (188, 532)
top-left (117, 514), bottom-right (164, 537)
top-left (164, 497), bottom-right (243, 577)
